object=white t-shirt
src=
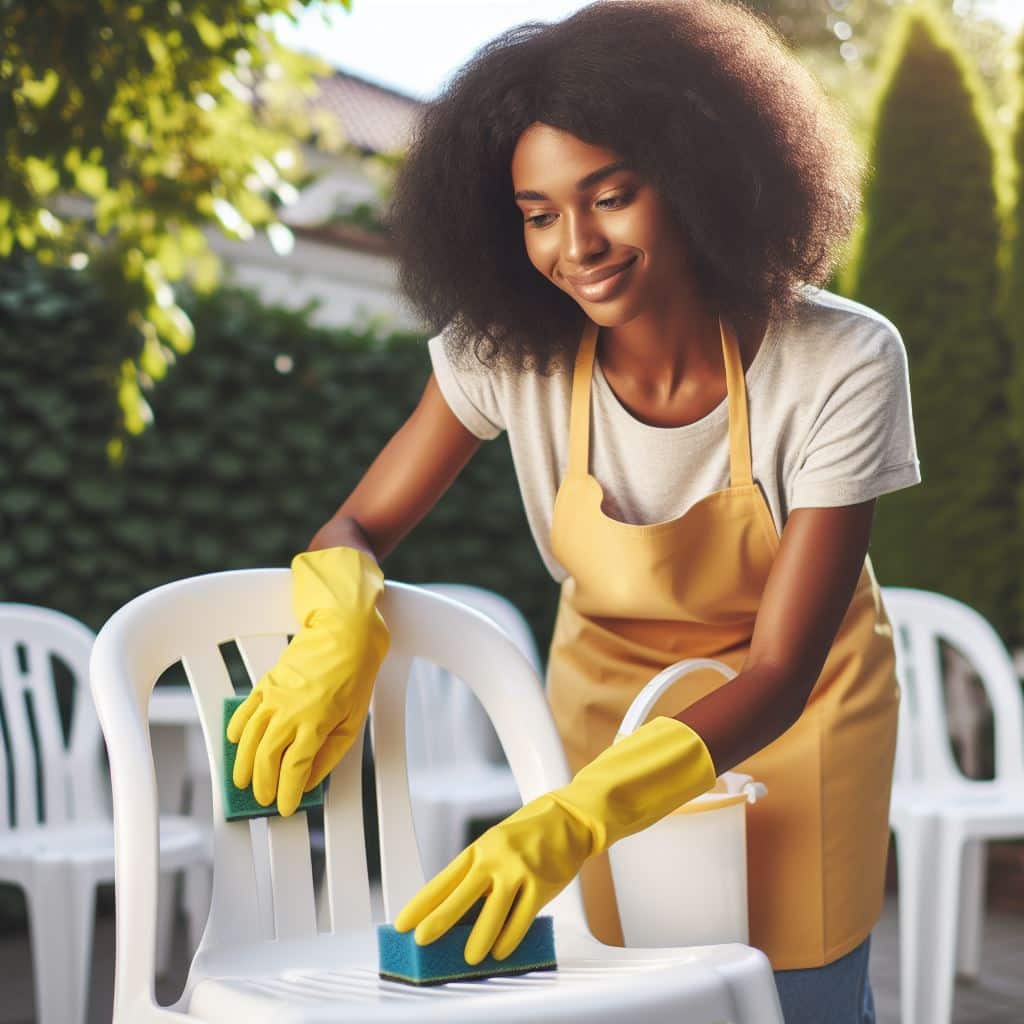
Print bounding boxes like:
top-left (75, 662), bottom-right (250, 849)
top-left (428, 286), bottom-right (922, 584)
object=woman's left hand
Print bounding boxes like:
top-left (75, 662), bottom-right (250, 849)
top-left (393, 791), bottom-right (593, 964)
top-left (394, 716), bottom-right (717, 965)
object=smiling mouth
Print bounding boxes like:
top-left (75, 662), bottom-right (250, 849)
top-left (565, 255), bottom-right (638, 299)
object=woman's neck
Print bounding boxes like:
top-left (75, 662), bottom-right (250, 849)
top-left (596, 306), bottom-right (769, 429)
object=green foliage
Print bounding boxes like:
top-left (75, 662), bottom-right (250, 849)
top-left (0, 0), bottom-right (353, 457)
top-left (0, 254), bottom-right (560, 667)
top-left (736, 1), bottom-right (1017, 142)
top-left (848, 7), bottom-right (1019, 642)
top-left (1005, 28), bottom-right (1024, 633)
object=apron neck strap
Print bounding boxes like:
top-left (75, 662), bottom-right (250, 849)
top-left (567, 315), bottom-right (754, 487)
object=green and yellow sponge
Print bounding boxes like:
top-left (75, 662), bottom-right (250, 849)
top-left (378, 902), bottom-right (557, 985)
top-left (221, 696), bottom-right (325, 821)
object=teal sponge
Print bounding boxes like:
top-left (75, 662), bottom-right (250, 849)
top-left (378, 903), bottom-right (557, 985)
top-left (221, 696), bottom-right (325, 821)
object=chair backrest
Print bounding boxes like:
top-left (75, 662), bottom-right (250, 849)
top-left (881, 586), bottom-right (1024, 787)
top-left (0, 603), bottom-right (106, 830)
top-left (406, 583), bottom-right (543, 771)
top-left (89, 569), bottom-right (585, 1017)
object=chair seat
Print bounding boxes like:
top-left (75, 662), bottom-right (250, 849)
top-left (187, 923), bottom-right (777, 1024)
top-left (893, 781), bottom-right (1024, 820)
top-left (0, 815), bottom-right (206, 872)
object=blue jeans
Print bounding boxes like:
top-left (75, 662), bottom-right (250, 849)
top-left (773, 934), bottom-right (875, 1023)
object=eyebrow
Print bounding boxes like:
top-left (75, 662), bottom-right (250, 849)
top-left (513, 159), bottom-right (633, 202)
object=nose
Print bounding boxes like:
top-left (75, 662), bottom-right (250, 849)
top-left (561, 209), bottom-right (608, 266)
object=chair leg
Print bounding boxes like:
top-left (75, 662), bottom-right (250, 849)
top-left (927, 821), bottom-right (964, 1024)
top-left (894, 814), bottom-right (936, 1024)
top-left (26, 862), bottom-right (97, 1024)
top-left (955, 837), bottom-right (986, 982)
top-left (155, 870), bottom-right (177, 977)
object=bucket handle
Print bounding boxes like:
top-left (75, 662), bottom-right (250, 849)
top-left (614, 657), bottom-right (767, 805)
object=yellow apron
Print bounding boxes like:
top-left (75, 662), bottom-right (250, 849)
top-left (545, 315), bottom-right (900, 970)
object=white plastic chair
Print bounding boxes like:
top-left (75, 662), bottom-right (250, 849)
top-left (90, 568), bottom-right (784, 1023)
top-left (177, 582), bottom-right (544, 943)
top-left (882, 586), bottom-right (1024, 1024)
top-left (0, 603), bottom-right (207, 1024)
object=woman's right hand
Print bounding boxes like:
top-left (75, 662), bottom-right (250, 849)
top-left (225, 545), bottom-right (390, 816)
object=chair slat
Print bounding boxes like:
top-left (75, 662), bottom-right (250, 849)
top-left (27, 642), bottom-right (72, 824)
top-left (233, 632), bottom-right (320, 940)
top-left (267, 812), bottom-right (317, 939)
top-left (0, 636), bottom-right (40, 827)
top-left (321, 727), bottom-right (372, 932)
top-left (370, 651), bottom-right (426, 922)
top-left (181, 643), bottom-right (265, 945)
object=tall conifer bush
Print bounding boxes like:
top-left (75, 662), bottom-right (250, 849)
top-left (1006, 27), bottom-right (1024, 638)
top-left (848, 6), bottom-right (1017, 642)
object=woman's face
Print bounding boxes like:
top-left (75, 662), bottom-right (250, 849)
top-left (510, 122), bottom-right (690, 324)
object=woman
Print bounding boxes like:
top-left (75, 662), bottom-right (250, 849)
top-left (226, 1), bottom-right (920, 1019)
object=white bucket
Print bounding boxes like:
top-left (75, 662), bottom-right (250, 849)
top-left (607, 658), bottom-right (767, 948)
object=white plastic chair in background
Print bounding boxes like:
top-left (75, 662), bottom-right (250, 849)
top-left (405, 582), bottom-right (543, 877)
top-left (90, 568), bottom-right (784, 1023)
top-left (0, 603), bottom-right (207, 1024)
top-left (882, 587), bottom-right (1024, 1024)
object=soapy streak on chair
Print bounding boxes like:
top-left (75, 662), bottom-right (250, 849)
top-left (882, 587), bottom-right (1024, 1024)
top-left (90, 568), bottom-right (785, 1023)
top-left (0, 603), bottom-right (207, 1024)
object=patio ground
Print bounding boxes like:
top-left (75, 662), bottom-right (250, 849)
top-left (0, 885), bottom-right (1021, 1023)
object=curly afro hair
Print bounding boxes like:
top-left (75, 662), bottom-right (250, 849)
top-left (385, 0), bottom-right (866, 376)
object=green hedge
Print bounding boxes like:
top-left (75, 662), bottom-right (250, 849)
top-left (0, 253), bottom-right (561, 663)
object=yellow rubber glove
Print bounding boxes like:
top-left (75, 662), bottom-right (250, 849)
top-left (226, 545), bottom-right (389, 816)
top-left (393, 715), bottom-right (716, 964)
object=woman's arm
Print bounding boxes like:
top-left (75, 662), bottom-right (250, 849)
top-left (227, 372), bottom-right (483, 814)
top-left (306, 372), bottom-right (483, 560)
top-left (674, 499), bottom-right (877, 772)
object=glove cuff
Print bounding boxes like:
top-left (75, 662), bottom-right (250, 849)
top-left (554, 716), bottom-right (717, 856)
top-left (290, 545), bottom-right (386, 629)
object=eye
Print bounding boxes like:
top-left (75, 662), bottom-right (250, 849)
top-left (523, 189), bottom-right (635, 229)
top-left (525, 213), bottom-right (556, 228)
top-left (596, 190), bottom-right (633, 209)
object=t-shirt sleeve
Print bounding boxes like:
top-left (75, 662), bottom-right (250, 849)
top-left (427, 328), bottom-right (505, 440)
top-left (789, 321), bottom-right (921, 509)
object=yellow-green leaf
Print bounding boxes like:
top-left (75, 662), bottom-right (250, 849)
top-left (143, 30), bottom-right (169, 66)
top-left (25, 156), bottom-right (60, 196)
top-left (75, 162), bottom-right (108, 198)
top-left (18, 68), bottom-right (59, 108)
top-left (155, 233), bottom-right (185, 278)
top-left (139, 333), bottom-right (169, 378)
top-left (191, 13), bottom-right (223, 50)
